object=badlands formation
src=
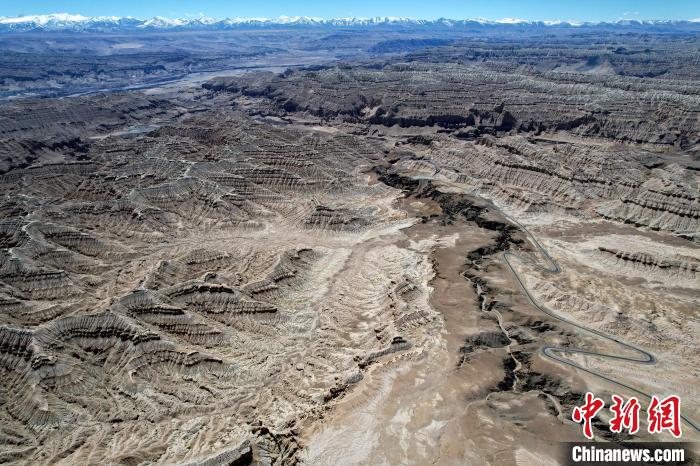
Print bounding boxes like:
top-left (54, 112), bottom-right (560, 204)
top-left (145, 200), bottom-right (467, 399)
top-left (0, 21), bottom-right (698, 465)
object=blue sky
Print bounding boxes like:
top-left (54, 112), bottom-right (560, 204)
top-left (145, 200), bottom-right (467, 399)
top-left (3, 0), bottom-right (699, 21)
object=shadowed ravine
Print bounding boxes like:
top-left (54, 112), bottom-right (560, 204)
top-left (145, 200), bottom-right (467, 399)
top-left (377, 165), bottom-right (700, 437)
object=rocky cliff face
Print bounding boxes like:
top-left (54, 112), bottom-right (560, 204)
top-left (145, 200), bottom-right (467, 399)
top-left (209, 62), bottom-right (700, 240)
top-left (210, 62), bottom-right (700, 148)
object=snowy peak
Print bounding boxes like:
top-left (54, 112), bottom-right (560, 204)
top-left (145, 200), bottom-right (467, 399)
top-left (0, 13), bottom-right (142, 31)
top-left (1, 13), bottom-right (699, 32)
top-left (0, 13), bottom-right (92, 25)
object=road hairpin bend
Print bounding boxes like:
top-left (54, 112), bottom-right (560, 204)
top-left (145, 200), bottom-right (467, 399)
top-left (500, 215), bottom-right (700, 434)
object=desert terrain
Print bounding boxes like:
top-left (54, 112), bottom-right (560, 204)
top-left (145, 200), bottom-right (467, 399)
top-left (0, 18), bottom-right (698, 465)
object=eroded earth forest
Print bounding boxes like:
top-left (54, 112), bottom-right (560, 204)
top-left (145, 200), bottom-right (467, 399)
top-left (0, 19), bottom-right (699, 465)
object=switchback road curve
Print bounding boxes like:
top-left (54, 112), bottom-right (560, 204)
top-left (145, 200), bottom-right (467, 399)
top-left (500, 215), bottom-right (700, 435)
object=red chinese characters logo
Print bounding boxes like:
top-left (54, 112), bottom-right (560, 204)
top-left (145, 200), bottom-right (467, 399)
top-left (572, 392), bottom-right (605, 439)
top-left (648, 395), bottom-right (682, 438)
top-left (571, 393), bottom-right (682, 439)
top-left (609, 395), bottom-right (641, 435)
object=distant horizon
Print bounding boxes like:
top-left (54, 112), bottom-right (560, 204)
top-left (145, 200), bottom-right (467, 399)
top-left (2, 12), bottom-right (700, 24)
top-left (3, 0), bottom-right (700, 23)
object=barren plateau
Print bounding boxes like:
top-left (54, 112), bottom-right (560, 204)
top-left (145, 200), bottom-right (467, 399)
top-left (0, 21), bottom-right (698, 465)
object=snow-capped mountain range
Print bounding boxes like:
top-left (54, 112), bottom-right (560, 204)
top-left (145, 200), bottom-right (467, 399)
top-left (1, 13), bottom-right (699, 32)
